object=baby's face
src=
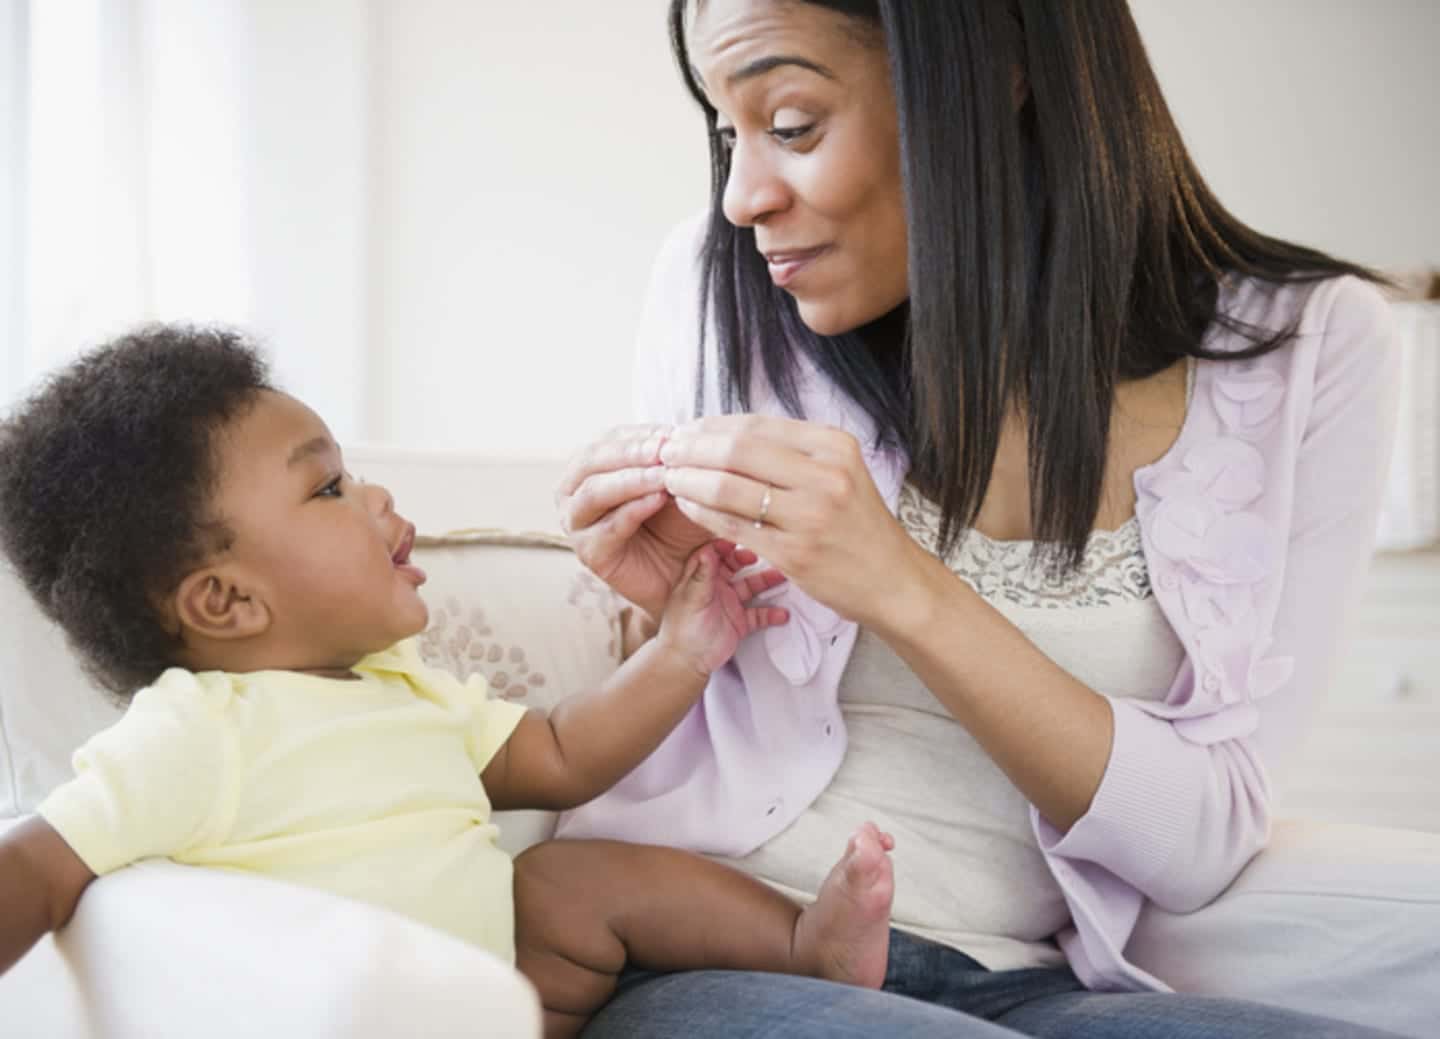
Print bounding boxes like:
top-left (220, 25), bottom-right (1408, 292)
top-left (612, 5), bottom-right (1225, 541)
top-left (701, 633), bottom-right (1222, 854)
top-left (209, 390), bottom-right (429, 667)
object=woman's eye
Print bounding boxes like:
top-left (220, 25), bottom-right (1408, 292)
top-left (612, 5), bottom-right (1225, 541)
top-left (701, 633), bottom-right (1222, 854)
top-left (768, 123), bottom-right (814, 144)
top-left (711, 119), bottom-right (813, 151)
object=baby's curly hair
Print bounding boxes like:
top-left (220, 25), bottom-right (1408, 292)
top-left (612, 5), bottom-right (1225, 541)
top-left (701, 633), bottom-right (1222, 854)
top-left (0, 324), bottom-right (273, 698)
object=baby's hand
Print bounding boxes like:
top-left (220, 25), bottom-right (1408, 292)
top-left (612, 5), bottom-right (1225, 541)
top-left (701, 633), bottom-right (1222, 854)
top-left (655, 541), bottom-right (788, 677)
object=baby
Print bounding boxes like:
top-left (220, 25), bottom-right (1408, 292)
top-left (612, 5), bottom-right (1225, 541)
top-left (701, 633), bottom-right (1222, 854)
top-left (0, 326), bottom-right (895, 1037)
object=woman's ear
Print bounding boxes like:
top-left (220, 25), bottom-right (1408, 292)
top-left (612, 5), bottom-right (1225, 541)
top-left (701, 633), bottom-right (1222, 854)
top-left (173, 568), bottom-right (271, 643)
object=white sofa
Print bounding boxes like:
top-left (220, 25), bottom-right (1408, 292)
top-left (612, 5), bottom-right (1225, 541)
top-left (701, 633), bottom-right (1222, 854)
top-left (1, 447), bottom-right (1437, 1038)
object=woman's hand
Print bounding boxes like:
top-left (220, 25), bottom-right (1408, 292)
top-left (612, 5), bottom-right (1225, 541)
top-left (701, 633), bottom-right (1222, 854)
top-left (556, 424), bottom-right (715, 621)
top-left (659, 415), bottom-right (939, 634)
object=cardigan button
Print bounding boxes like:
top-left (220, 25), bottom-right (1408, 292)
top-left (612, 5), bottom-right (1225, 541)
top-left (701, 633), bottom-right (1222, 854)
top-left (1203, 672), bottom-right (1221, 692)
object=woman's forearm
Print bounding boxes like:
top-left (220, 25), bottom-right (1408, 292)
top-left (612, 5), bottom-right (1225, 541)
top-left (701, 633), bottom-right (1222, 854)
top-left (874, 552), bottom-right (1115, 832)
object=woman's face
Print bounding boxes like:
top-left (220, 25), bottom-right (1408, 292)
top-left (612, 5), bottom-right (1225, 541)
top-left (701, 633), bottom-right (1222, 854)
top-left (690, 0), bottom-right (908, 336)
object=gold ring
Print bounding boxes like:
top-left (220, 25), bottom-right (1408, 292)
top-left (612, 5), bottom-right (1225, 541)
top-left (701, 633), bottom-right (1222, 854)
top-left (754, 484), bottom-right (772, 529)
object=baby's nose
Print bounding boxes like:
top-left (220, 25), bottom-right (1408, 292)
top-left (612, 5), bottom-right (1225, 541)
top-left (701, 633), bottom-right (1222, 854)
top-left (365, 479), bottom-right (395, 517)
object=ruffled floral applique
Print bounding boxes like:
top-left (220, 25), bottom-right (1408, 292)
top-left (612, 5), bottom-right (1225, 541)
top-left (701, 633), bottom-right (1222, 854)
top-left (1138, 358), bottom-right (1296, 732)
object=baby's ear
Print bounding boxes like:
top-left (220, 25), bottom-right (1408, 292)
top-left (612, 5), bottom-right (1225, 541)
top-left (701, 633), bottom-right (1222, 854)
top-left (173, 567), bottom-right (271, 642)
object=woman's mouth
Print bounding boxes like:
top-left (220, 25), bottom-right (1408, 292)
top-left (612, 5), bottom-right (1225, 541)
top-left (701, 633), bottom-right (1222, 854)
top-left (764, 245), bottom-right (830, 288)
top-left (392, 523), bottom-right (427, 586)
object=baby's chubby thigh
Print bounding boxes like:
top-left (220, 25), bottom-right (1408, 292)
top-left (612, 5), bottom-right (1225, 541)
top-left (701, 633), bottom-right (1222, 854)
top-left (513, 839), bottom-right (635, 978)
top-left (512, 838), bottom-right (684, 1035)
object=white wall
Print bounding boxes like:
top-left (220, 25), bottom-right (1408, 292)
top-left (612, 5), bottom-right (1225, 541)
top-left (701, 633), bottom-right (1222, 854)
top-left (367, 0), bottom-right (708, 457)
top-left (244, 0), bottom-right (372, 438)
top-left (141, 0), bottom-right (373, 439)
top-left (1130, 0), bottom-right (1440, 273)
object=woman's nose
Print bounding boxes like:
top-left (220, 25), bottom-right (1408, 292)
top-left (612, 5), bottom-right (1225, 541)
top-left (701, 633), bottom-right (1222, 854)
top-left (722, 141), bottom-right (789, 228)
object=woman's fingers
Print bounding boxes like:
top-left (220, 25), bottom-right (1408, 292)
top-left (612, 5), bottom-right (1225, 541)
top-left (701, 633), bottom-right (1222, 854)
top-left (561, 464), bottom-right (668, 535)
top-left (599, 489), bottom-right (670, 545)
top-left (673, 494), bottom-right (779, 552)
top-left (555, 424), bottom-right (670, 504)
top-left (569, 490), bottom-right (668, 574)
top-left (659, 417), bottom-right (864, 537)
top-left (665, 466), bottom-right (799, 533)
top-left (660, 425), bottom-right (818, 492)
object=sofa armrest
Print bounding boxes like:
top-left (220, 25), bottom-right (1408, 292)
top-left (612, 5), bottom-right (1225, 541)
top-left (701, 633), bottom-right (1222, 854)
top-left (1129, 819), bottom-right (1440, 1038)
top-left (0, 848), bottom-right (541, 1038)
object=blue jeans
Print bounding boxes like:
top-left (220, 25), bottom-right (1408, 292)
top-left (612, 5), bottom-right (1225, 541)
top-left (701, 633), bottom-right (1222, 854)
top-left (581, 929), bottom-right (1400, 1038)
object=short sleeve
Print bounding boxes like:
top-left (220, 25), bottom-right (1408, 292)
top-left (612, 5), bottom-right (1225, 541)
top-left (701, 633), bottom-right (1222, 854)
top-left (36, 669), bottom-right (234, 876)
top-left (455, 673), bottom-right (528, 773)
top-left (387, 640), bottom-right (528, 773)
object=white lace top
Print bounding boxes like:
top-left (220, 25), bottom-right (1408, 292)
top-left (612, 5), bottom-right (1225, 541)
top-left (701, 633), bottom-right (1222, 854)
top-left (898, 493), bottom-right (1154, 609)
top-left (720, 368), bottom-right (1195, 970)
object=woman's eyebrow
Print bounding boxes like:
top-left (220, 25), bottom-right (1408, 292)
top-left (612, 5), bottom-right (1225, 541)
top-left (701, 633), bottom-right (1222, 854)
top-left (728, 54), bottom-right (835, 86)
top-left (692, 54), bottom-right (837, 91)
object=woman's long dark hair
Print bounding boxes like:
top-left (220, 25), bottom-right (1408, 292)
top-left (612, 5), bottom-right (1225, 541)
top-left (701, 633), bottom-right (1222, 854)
top-left (668, 0), bottom-right (1381, 569)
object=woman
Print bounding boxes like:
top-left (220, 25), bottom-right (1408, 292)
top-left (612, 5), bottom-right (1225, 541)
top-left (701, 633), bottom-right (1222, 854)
top-left (555, 1), bottom-right (1401, 1035)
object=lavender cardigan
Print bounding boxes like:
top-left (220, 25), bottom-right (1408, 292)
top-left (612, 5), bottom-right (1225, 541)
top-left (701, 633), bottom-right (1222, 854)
top-left (559, 217), bottom-right (1401, 991)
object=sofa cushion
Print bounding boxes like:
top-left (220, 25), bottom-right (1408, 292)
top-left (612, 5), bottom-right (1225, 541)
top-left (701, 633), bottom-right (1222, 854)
top-left (0, 529), bottom-right (622, 827)
top-left (412, 530), bottom-right (623, 712)
top-left (1129, 818), bottom-right (1440, 1037)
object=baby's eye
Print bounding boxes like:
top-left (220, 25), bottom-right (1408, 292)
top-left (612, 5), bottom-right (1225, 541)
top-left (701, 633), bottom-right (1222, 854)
top-left (315, 475), bottom-right (344, 499)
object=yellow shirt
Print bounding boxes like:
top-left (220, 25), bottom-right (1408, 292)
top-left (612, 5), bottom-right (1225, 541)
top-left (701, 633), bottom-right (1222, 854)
top-left (38, 639), bottom-right (527, 962)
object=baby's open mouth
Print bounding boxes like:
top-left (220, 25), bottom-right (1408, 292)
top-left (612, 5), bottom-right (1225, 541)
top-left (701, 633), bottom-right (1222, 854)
top-left (391, 523), bottom-right (427, 587)
top-left (392, 524), bottom-right (417, 566)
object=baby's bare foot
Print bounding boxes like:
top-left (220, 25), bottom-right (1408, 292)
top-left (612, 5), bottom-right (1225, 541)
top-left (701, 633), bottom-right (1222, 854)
top-left (793, 821), bottom-right (895, 989)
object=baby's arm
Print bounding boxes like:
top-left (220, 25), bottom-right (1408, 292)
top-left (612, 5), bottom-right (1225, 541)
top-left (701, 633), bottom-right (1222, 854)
top-left (482, 542), bottom-right (786, 812)
top-left (0, 817), bottom-right (96, 976)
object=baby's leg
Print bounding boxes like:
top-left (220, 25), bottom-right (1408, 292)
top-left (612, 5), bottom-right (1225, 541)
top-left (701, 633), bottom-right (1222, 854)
top-left (513, 823), bottom-right (895, 1039)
